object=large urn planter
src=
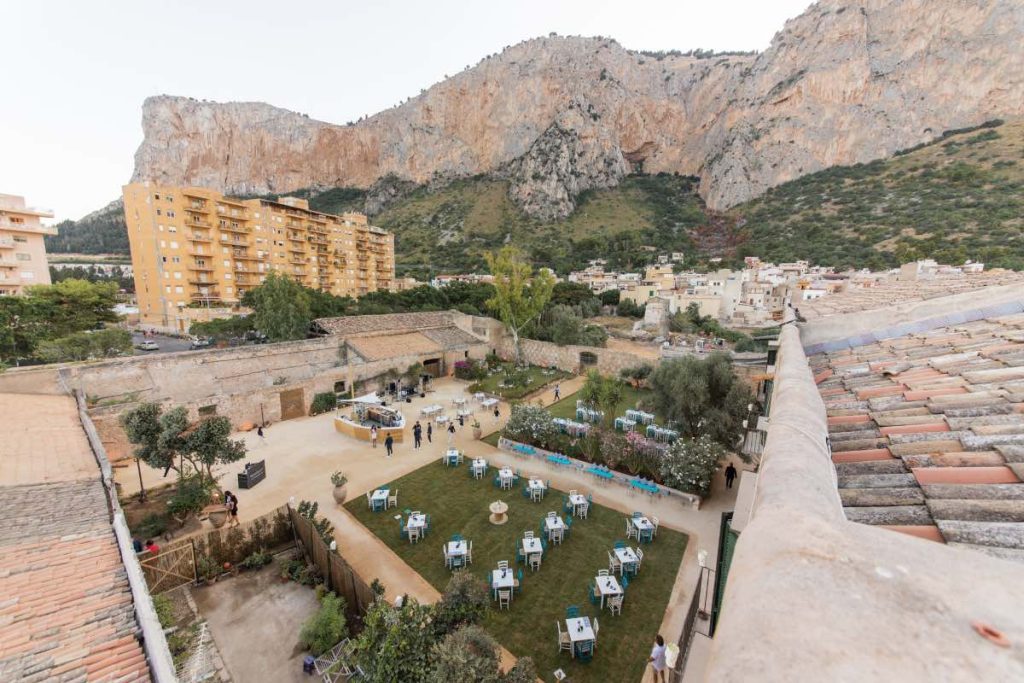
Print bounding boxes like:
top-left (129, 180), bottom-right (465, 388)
top-left (208, 508), bottom-right (228, 528)
top-left (472, 426), bottom-right (483, 440)
top-left (332, 484), bottom-right (348, 505)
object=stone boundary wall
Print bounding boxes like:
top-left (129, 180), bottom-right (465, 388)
top-left (495, 335), bottom-right (649, 376)
top-left (496, 436), bottom-right (701, 509)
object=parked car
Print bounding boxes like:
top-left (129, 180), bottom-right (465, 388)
top-left (135, 340), bottom-right (159, 351)
top-left (189, 337), bottom-right (212, 350)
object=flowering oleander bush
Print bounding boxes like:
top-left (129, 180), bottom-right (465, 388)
top-left (659, 434), bottom-right (725, 496)
top-left (454, 360), bottom-right (487, 381)
top-left (503, 404), bottom-right (557, 447)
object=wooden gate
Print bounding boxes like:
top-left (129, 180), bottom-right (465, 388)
top-left (139, 541), bottom-right (197, 594)
top-left (279, 388), bottom-right (305, 421)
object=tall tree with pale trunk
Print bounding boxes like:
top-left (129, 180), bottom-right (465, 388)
top-left (484, 246), bottom-right (555, 366)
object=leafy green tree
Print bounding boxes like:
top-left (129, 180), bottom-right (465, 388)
top-left (580, 370), bottom-right (624, 429)
top-left (300, 591), bottom-right (348, 656)
top-left (619, 363), bottom-right (654, 388)
top-left (35, 328), bottom-right (131, 362)
top-left (184, 414), bottom-right (247, 483)
top-left (246, 272), bottom-right (312, 341)
top-left (485, 246), bottom-right (556, 366)
top-left (120, 402), bottom-right (173, 500)
top-left (429, 626), bottom-right (500, 683)
top-left (356, 599), bottom-right (436, 683)
top-left (189, 315), bottom-right (253, 341)
top-left (599, 289), bottom-right (621, 306)
top-left (25, 279), bottom-right (120, 338)
top-left (433, 572), bottom-right (489, 637)
top-left (617, 298), bottom-right (646, 318)
top-left (646, 353), bottom-right (753, 449)
top-left (500, 657), bottom-right (538, 683)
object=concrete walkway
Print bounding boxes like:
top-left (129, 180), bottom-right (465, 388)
top-left (115, 377), bottom-right (740, 681)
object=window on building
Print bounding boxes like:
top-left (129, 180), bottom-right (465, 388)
top-left (174, 272), bottom-right (182, 279)
top-left (156, 209), bottom-right (161, 216)
top-left (13, 235), bottom-right (27, 243)
top-left (172, 256), bottom-right (180, 264)
top-left (167, 210), bottom-right (175, 217)
top-left (580, 351), bottom-right (598, 366)
top-left (175, 286), bottom-right (183, 293)
top-left (170, 241), bottom-right (178, 249)
top-left (154, 194), bottom-right (160, 200)
top-left (198, 404), bottom-right (217, 417)
top-left (15, 253), bottom-right (31, 261)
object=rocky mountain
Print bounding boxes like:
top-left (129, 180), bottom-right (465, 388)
top-left (130, 0), bottom-right (1024, 218)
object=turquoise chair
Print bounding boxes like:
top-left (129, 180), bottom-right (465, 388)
top-left (614, 540), bottom-right (626, 549)
top-left (588, 581), bottom-right (598, 605)
top-left (565, 605), bottom-right (580, 619)
top-left (576, 639), bottom-right (594, 662)
top-left (515, 568), bottom-right (524, 594)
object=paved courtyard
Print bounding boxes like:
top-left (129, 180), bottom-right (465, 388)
top-left (115, 377), bottom-right (740, 681)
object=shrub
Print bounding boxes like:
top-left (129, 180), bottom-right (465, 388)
top-left (429, 626), bottom-right (500, 683)
top-left (330, 471), bottom-right (348, 487)
top-left (310, 391), bottom-right (337, 416)
top-left (484, 352), bottom-right (501, 369)
top-left (167, 473), bottom-right (215, 520)
top-left (501, 657), bottom-right (539, 683)
top-left (660, 434), bottom-right (726, 496)
top-left (434, 573), bottom-right (489, 637)
top-left (137, 512), bottom-right (169, 539)
top-left (298, 500), bottom-right (336, 545)
top-left (454, 360), bottom-right (487, 381)
top-left (196, 554), bottom-right (221, 582)
top-left (240, 548), bottom-right (273, 570)
top-left (300, 591), bottom-right (348, 655)
top-left (152, 593), bottom-right (175, 628)
top-left (356, 599), bottom-right (436, 682)
top-left (617, 298), bottom-right (646, 318)
top-left (503, 404), bottom-right (557, 447)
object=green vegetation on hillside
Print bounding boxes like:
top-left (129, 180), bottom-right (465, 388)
top-left (45, 201), bottom-right (128, 254)
top-left (732, 119), bottom-right (1024, 270)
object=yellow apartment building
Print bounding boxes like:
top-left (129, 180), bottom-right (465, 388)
top-left (0, 193), bottom-right (56, 295)
top-left (122, 182), bottom-right (395, 332)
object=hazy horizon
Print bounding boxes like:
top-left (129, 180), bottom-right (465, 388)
top-left (1, 0), bottom-right (811, 222)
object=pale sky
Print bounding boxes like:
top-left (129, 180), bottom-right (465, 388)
top-left (1, 0), bottom-right (811, 221)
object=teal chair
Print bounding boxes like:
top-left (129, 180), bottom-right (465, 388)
top-left (587, 581), bottom-right (598, 605)
top-left (565, 605), bottom-right (580, 619)
top-left (576, 639), bottom-right (594, 662)
top-left (515, 568), bottom-right (524, 594)
top-left (614, 540), bottom-right (626, 549)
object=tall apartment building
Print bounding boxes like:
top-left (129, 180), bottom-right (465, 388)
top-left (123, 182), bottom-right (395, 331)
top-left (0, 193), bottom-right (56, 295)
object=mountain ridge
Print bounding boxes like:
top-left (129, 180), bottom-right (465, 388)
top-left (130, 0), bottom-right (1024, 217)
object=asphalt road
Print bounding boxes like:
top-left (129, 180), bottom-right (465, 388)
top-left (131, 333), bottom-right (194, 356)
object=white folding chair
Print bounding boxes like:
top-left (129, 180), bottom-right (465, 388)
top-left (636, 547), bottom-right (644, 569)
top-left (498, 588), bottom-right (511, 610)
top-left (529, 553), bottom-right (542, 572)
top-left (625, 518), bottom-right (637, 540)
top-left (593, 616), bottom-right (599, 641)
top-left (443, 544), bottom-right (451, 568)
top-left (497, 560), bottom-right (509, 570)
top-left (598, 569), bottom-right (609, 576)
top-left (388, 489), bottom-right (398, 509)
top-left (608, 551), bottom-right (622, 575)
top-left (524, 530), bottom-right (534, 539)
top-left (467, 540), bottom-right (473, 565)
top-left (651, 515), bottom-right (660, 537)
top-left (608, 594), bottom-right (623, 616)
top-left (580, 502), bottom-right (589, 520)
top-left (408, 527), bottom-right (420, 544)
top-left (365, 491), bottom-right (373, 509)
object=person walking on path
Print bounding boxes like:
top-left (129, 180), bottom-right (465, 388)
top-left (553, 384), bottom-right (561, 402)
top-left (257, 424), bottom-right (266, 447)
top-left (370, 425), bottom-right (378, 448)
top-left (648, 634), bottom-right (667, 683)
top-left (447, 423), bottom-right (456, 446)
top-left (384, 434), bottom-right (394, 457)
top-left (224, 490), bottom-right (240, 527)
top-left (493, 406), bottom-right (500, 424)
top-left (413, 421), bottom-right (422, 449)
top-left (427, 422), bottom-right (433, 443)
top-left (458, 414), bottom-right (465, 429)
top-left (725, 463), bottom-right (738, 489)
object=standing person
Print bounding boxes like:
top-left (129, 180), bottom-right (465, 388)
top-left (447, 422), bottom-right (456, 446)
top-left (648, 634), bottom-right (667, 683)
top-left (384, 433), bottom-right (394, 458)
top-left (427, 422), bottom-right (433, 444)
top-left (370, 425), bottom-right (378, 448)
top-left (413, 421), bottom-right (422, 449)
top-left (493, 406), bottom-right (500, 424)
top-left (144, 539), bottom-right (161, 555)
top-left (224, 490), bottom-right (240, 527)
top-left (725, 463), bottom-right (738, 489)
top-left (257, 424), bottom-right (266, 447)
top-left (132, 537), bottom-right (144, 554)
top-left (458, 414), bottom-right (465, 429)
top-left (553, 384), bottom-right (561, 402)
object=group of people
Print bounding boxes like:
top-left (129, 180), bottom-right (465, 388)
top-left (368, 404), bottom-right (502, 456)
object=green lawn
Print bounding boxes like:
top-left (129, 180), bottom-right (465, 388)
top-left (548, 386), bottom-right (665, 425)
top-left (345, 462), bottom-right (687, 682)
top-left (468, 364), bottom-right (572, 400)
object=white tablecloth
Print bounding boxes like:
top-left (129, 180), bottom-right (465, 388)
top-left (569, 494), bottom-right (587, 509)
top-left (545, 516), bottom-right (565, 532)
top-left (491, 569), bottom-right (515, 591)
top-left (614, 547), bottom-right (639, 564)
top-left (633, 516), bottom-right (654, 532)
top-left (447, 540), bottom-right (466, 557)
top-left (481, 398), bottom-right (498, 408)
top-left (371, 489), bottom-right (389, 505)
top-left (499, 467), bottom-right (514, 479)
top-left (522, 537), bottom-right (543, 555)
top-left (566, 617), bottom-right (595, 643)
top-left (595, 575), bottom-right (622, 607)
top-left (421, 405), bottom-right (442, 416)
top-left (472, 458), bottom-right (487, 471)
top-left (529, 479), bottom-right (546, 491)
top-left (407, 513), bottom-right (427, 530)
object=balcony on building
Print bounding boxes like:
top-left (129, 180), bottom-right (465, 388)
top-left (188, 231), bottom-right (213, 242)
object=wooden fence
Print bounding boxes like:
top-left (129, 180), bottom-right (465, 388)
top-left (288, 504), bottom-right (376, 624)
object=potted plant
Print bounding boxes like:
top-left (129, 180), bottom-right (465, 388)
top-left (331, 471), bottom-right (348, 504)
top-left (471, 419), bottom-right (482, 440)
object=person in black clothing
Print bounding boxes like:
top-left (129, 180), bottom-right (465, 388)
top-left (446, 422), bottom-right (456, 445)
top-left (413, 421), bottom-right (423, 449)
top-left (132, 537), bottom-right (144, 553)
top-left (384, 434), bottom-right (394, 457)
top-left (427, 422), bottom-right (433, 443)
top-left (725, 463), bottom-right (738, 489)
top-left (458, 414), bottom-right (464, 428)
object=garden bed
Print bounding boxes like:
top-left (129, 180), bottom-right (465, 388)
top-left (467, 363), bottom-right (571, 400)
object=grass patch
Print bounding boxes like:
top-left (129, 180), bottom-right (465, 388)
top-left (345, 462), bottom-right (687, 682)
top-left (469, 365), bottom-right (571, 400)
top-left (547, 386), bottom-right (663, 424)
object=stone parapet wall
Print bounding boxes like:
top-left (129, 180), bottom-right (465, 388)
top-left (494, 334), bottom-right (648, 376)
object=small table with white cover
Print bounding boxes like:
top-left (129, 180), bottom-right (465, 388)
top-left (569, 493), bottom-right (588, 517)
top-left (544, 515), bottom-right (566, 541)
top-left (565, 617), bottom-right (596, 658)
top-left (522, 536), bottom-right (543, 558)
top-left (446, 540), bottom-right (467, 567)
top-left (491, 567), bottom-right (515, 600)
top-left (528, 478), bottom-right (546, 501)
top-left (614, 546), bottom-right (639, 575)
top-left (443, 449), bottom-right (461, 466)
top-left (632, 515), bottom-right (655, 542)
top-left (370, 488), bottom-right (389, 511)
top-left (498, 467), bottom-right (515, 489)
top-left (472, 458), bottom-right (488, 479)
top-left (594, 574), bottom-right (622, 608)
top-left (452, 397), bottom-right (467, 407)
top-left (421, 404), bottom-right (443, 417)
top-left (481, 397), bottom-right (499, 409)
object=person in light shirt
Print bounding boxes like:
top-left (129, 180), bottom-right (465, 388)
top-left (648, 634), bottom-right (667, 682)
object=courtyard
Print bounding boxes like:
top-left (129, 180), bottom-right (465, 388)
top-left (346, 460), bottom-right (688, 681)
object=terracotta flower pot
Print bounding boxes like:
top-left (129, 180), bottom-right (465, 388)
top-left (332, 485), bottom-right (348, 504)
top-left (473, 427), bottom-right (482, 440)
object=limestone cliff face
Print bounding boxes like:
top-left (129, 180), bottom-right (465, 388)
top-left (131, 0), bottom-right (1024, 214)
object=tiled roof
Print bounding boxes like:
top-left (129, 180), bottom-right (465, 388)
top-left (347, 332), bottom-right (443, 361)
top-left (421, 326), bottom-right (484, 348)
top-left (800, 271), bottom-right (1024, 320)
top-left (313, 311), bottom-right (454, 337)
top-left (811, 313), bottom-right (1024, 563)
top-left (0, 394), bottom-right (149, 682)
